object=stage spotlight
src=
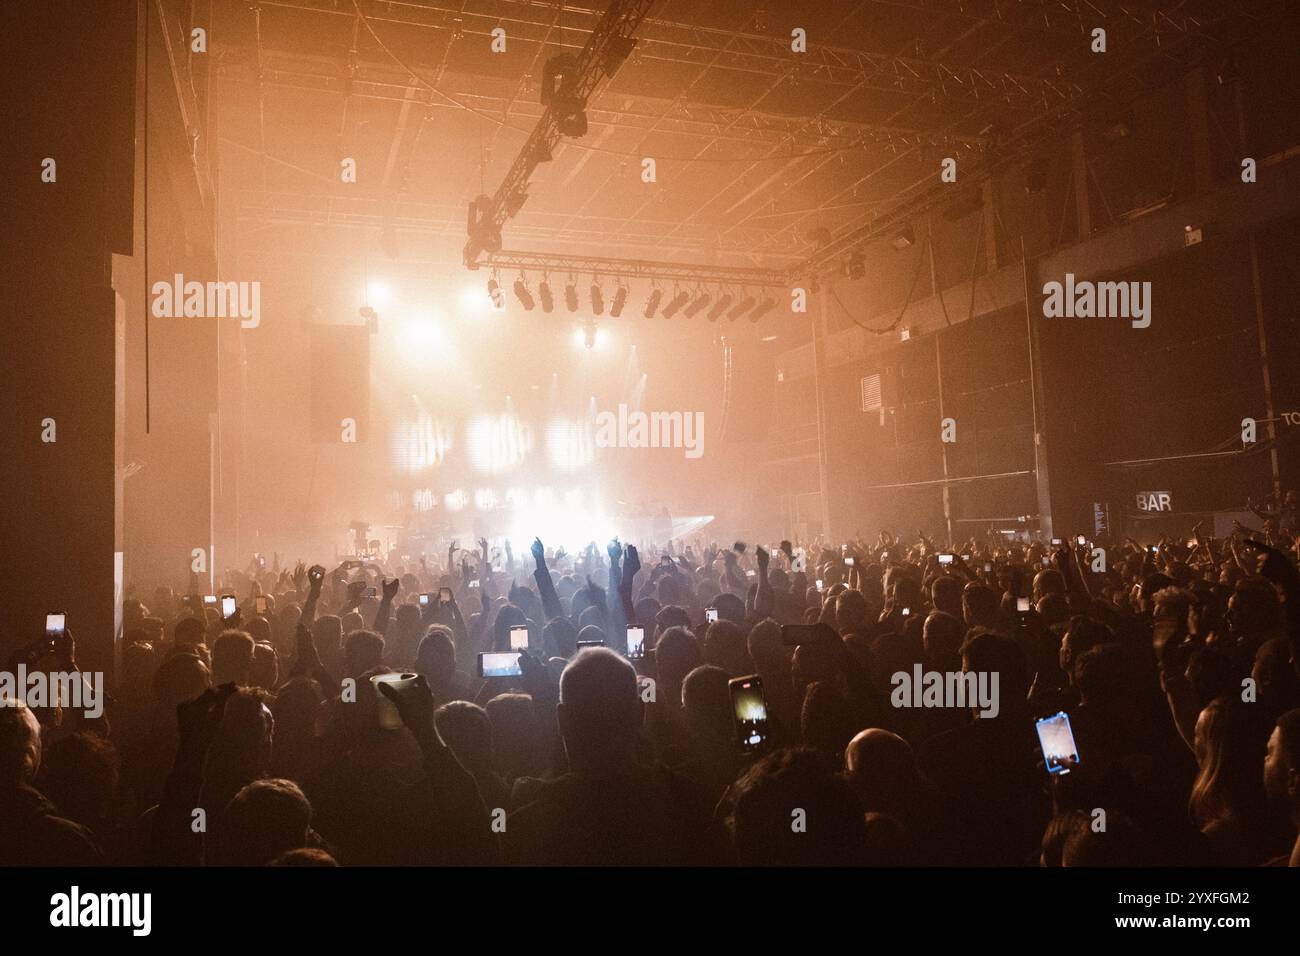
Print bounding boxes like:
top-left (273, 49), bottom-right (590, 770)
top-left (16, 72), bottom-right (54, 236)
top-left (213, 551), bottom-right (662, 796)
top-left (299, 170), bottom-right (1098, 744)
top-left (749, 295), bottom-right (777, 321)
top-left (727, 294), bottom-right (756, 320)
top-left (644, 286), bottom-right (663, 318)
top-left (590, 283), bottom-right (605, 316)
top-left (610, 284), bottom-right (628, 317)
top-left (582, 319), bottom-right (597, 350)
top-left (487, 275), bottom-right (505, 311)
top-left (661, 289), bottom-right (690, 319)
top-left (539, 280), bottom-right (554, 313)
top-left (683, 291), bottom-right (711, 319)
top-left (513, 278), bottom-right (535, 311)
top-left (707, 293), bottom-right (732, 322)
top-left (565, 281), bottom-right (579, 312)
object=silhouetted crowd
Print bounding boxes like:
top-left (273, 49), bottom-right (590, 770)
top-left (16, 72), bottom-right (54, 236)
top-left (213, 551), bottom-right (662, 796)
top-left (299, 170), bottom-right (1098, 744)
top-left (4, 512), bottom-right (1300, 867)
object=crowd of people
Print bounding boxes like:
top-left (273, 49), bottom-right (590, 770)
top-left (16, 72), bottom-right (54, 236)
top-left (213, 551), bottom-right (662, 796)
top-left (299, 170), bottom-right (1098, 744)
top-left (4, 517), bottom-right (1300, 867)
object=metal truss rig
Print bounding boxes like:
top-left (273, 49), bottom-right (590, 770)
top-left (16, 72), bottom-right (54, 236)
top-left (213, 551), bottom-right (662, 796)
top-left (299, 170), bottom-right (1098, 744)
top-left (476, 249), bottom-right (788, 288)
top-left (461, 0), bottom-right (658, 267)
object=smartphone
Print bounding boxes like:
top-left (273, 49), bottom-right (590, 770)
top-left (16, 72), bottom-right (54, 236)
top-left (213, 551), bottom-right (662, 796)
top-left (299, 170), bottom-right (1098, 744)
top-left (627, 625), bottom-right (645, 660)
top-left (983, 563), bottom-right (993, 573)
top-left (363, 586), bottom-right (378, 599)
top-left (478, 651), bottom-right (523, 679)
top-left (203, 595), bottom-right (217, 606)
top-left (1050, 537), bottom-right (1062, 546)
top-left (258, 555), bottom-right (266, 569)
top-left (844, 556), bottom-right (855, 567)
top-left (254, 596), bottom-right (268, 615)
top-left (961, 553), bottom-right (971, 561)
top-left (1017, 596), bottom-right (1031, 613)
top-left (815, 579), bottom-right (824, 592)
top-left (938, 553), bottom-right (954, 566)
top-left (1036, 711), bottom-right (1081, 774)
top-left (419, 593), bottom-right (431, 607)
top-left (901, 607), bottom-right (911, 617)
top-left (1076, 535), bottom-right (1087, 546)
top-left (221, 595), bottom-right (237, 619)
top-left (792, 548), bottom-right (806, 573)
top-left (705, 607), bottom-right (719, 623)
top-left (746, 569), bottom-right (757, 578)
top-left (469, 579), bottom-right (481, 589)
top-left (576, 639), bottom-right (605, 649)
top-left (45, 613), bottom-right (66, 635)
top-left (729, 675), bottom-right (769, 755)
top-left (439, 587), bottom-right (452, 605)
top-left (509, 625), bottom-right (529, 651)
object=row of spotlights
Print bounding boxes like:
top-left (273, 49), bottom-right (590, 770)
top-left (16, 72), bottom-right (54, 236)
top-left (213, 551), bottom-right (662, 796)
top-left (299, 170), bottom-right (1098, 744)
top-left (495, 277), bottom-right (776, 322)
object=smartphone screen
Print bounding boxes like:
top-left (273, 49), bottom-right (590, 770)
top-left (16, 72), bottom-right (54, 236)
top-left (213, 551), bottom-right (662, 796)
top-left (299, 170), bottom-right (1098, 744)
top-left (254, 596), bottom-right (268, 615)
top-left (439, 587), bottom-right (452, 605)
top-left (203, 595), bottom-right (217, 605)
top-left (792, 548), bottom-right (806, 573)
top-left (221, 595), bottom-right (237, 619)
top-left (901, 607), bottom-right (911, 616)
top-left (1036, 711), bottom-right (1081, 774)
top-left (1017, 596), bottom-right (1031, 613)
top-left (1050, 538), bottom-right (1062, 546)
top-left (730, 675), bottom-right (768, 754)
top-left (576, 640), bottom-right (605, 649)
top-left (45, 613), bottom-right (65, 635)
top-left (478, 652), bottom-right (523, 679)
top-left (845, 557), bottom-right (855, 567)
top-left (815, 579), bottom-right (824, 592)
top-left (983, 563), bottom-right (992, 573)
top-left (627, 625), bottom-right (645, 660)
top-left (469, 579), bottom-right (481, 589)
top-left (938, 554), bottom-right (954, 566)
top-left (419, 593), bottom-right (430, 607)
top-left (364, 586), bottom-right (378, 599)
top-left (1076, 535), bottom-right (1087, 546)
top-left (509, 625), bottom-right (529, 651)
top-left (705, 607), bottom-right (719, 623)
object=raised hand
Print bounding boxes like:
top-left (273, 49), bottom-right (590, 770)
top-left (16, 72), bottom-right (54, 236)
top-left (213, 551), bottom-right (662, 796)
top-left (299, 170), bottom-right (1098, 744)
top-left (757, 545), bottom-right (770, 572)
top-left (531, 537), bottom-right (546, 565)
top-left (382, 576), bottom-right (400, 601)
top-left (377, 673), bottom-right (437, 737)
top-left (608, 538), bottom-right (623, 562)
top-left (624, 544), bottom-right (641, 579)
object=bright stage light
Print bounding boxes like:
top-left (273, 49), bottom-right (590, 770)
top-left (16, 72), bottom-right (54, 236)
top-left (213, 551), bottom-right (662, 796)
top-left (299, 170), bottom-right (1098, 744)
top-left (445, 489), bottom-right (467, 511)
top-left (461, 286), bottom-right (491, 314)
top-left (466, 413), bottom-right (532, 473)
top-left (574, 323), bottom-right (606, 349)
top-left (474, 488), bottom-right (499, 511)
top-left (546, 417), bottom-right (595, 472)
top-left (366, 281), bottom-right (393, 308)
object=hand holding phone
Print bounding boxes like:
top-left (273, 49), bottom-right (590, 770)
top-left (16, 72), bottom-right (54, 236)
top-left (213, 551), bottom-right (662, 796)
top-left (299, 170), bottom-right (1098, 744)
top-left (627, 625), bottom-right (645, 660)
top-left (730, 675), bottom-right (769, 754)
top-left (478, 652), bottom-right (522, 679)
top-left (1036, 711), bottom-right (1080, 774)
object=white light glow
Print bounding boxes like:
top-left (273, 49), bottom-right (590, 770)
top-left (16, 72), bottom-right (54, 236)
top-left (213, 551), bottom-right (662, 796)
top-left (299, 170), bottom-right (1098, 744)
top-left (466, 413), bottom-right (533, 474)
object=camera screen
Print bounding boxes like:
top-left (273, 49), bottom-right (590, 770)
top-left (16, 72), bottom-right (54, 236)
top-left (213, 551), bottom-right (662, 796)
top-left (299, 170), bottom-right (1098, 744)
top-left (509, 626), bottom-right (529, 651)
top-left (730, 677), bottom-right (767, 750)
top-left (479, 652), bottom-right (522, 678)
top-left (221, 596), bottom-right (237, 618)
top-left (45, 613), bottom-right (65, 634)
top-left (705, 607), bottom-right (719, 623)
top-left (627, 626), bottom-right (645, 659)
top-left (1036, 712), bottom-right (1080, 774)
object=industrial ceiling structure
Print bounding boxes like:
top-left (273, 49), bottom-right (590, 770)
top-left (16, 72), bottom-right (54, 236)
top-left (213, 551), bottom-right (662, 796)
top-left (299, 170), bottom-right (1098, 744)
top-left (210, 0), bottom-right (1283, 282)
